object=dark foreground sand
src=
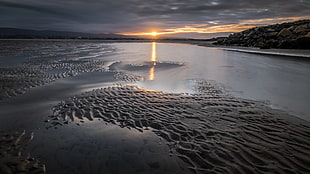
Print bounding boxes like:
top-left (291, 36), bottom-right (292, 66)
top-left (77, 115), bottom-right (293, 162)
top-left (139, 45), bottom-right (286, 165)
top-left (46, 82), bottom-right (310, 174)
top-left (0, 131), bottom-right (45, 173)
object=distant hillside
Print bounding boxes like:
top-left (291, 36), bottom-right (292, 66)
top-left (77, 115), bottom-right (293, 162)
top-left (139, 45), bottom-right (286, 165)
top-left (214, 20), bottom-right (310, 49)
top-left (0, 28), bottom-right (138, 39)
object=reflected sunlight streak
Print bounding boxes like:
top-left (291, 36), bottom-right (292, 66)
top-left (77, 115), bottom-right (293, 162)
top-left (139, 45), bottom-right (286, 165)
top-left (149, 66), bottom-right (155, 81)
top-left (149, 42), bottom-right (157, 80)
top-left (151, 42), bottom-right (156, 63)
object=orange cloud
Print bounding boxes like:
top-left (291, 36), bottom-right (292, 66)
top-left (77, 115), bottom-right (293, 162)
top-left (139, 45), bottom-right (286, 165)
top-left (120, 16), bottom-right (310, 37)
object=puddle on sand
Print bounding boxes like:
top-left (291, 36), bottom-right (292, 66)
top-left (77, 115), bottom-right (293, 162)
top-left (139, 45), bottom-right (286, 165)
top-left (27, 121), bottom-right (190, 174)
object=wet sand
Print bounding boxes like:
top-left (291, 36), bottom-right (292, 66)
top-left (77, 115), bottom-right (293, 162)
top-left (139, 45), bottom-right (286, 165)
top-left (0, 54), bottom-right (108, 101)
top-left (46, 84), bottom-right (310, 173)
top-left (0, 40), bottom-right (310, 174)
top-left (0, 130), bottom-right (46, 173)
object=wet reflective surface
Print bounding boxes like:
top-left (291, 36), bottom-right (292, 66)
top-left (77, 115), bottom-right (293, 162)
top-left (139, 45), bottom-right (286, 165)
top-left (106, 42), bottom-right (310, 121)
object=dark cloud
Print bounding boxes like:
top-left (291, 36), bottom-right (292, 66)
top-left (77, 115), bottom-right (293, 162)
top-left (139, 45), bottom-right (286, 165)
top-left (0, 0), bottom-right (309, 37)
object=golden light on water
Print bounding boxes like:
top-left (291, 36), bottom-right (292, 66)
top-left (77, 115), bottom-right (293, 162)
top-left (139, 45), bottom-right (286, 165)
top-left (149, 42), bottom-right (157, 80)
top-left (151, 42), bottom-right (156, 62)
top-left (149, 66), bottom-right (155, 81)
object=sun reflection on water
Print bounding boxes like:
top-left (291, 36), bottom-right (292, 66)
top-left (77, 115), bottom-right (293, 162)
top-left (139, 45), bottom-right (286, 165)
top-left (149, 66), bottom-right (155, 81)
top-left (149, 42), bottom-right (157, 80)
top-left (151, 42), bottom-right (157, 63)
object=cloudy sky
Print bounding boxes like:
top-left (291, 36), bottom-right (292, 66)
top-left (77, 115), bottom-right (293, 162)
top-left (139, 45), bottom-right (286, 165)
top-left (0, 0), bottom-right (309, 38)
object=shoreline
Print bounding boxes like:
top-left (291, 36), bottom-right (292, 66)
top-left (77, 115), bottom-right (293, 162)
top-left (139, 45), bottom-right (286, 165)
top-left (2, 38), bottom-right (309, 58)
top-left (176, 40), bottom-right (310, 58)
top-left (218, 46), bottom-right (310, 58)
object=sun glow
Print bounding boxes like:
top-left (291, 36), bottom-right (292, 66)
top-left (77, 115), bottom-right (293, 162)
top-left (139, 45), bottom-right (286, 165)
top-left (120, 31), bottom-right (164, 37)
top-left (119, 16), bottom-right (310, 37)
top-left (151, 32), bottom-right (157, 36)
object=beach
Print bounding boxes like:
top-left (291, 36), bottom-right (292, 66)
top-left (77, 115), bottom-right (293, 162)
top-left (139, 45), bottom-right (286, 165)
top-left (0, 40), bottom-right (310, 174)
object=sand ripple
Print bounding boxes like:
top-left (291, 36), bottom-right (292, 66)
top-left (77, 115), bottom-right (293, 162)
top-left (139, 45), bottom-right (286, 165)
top-left (0, 40), bottom-right (117, 101)
top-left (114, 72), bottom-right (144, 82)
top-left (47, 83), bottom-right (310, 174)
top-left (0, 58), bottom-right (107, 100)
top-left (0, 131), bottom-right (45, 174)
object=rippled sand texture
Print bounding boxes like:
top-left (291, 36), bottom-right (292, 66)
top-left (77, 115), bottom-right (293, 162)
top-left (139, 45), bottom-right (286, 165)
top-left (0, 59), bottom-right (107, 100)
top-left (48, 84), bottom-right (310, 174)
top-left (0, 41), bottom-right (113, 100)
top-left (0, 131), bottom-right (45, 174)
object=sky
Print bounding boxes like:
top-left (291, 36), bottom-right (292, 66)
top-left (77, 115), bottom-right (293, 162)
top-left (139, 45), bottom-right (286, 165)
top-left (0, 0), bottom-right (309, 38)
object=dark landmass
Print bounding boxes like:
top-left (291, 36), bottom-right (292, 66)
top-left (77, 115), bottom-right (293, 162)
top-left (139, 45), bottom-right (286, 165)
top-left (0, 27), bottom-right (216, 43)
top-left (0, 27), bottom-right (138, 39)
top-left (214, 20), bottom-right (310, 49)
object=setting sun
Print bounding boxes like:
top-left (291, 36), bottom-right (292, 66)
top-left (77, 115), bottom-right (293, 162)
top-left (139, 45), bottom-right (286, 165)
top-left (151, 32), bottom-right (157, 36)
